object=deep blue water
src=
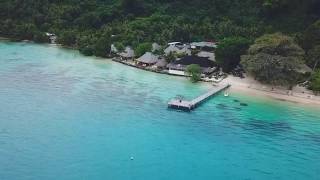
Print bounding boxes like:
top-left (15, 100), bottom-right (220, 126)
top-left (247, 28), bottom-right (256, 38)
top-left (0, 42), bottom-right (320, 180)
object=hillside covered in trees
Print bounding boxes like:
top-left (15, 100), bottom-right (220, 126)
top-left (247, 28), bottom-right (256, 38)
top-left (1, 0), bottom-right (319, 51)
top-left (1, 0), bottom-right (320, 91)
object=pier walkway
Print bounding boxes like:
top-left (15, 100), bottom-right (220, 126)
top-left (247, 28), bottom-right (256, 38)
top-left (168, 84), bottom-right (230, 111)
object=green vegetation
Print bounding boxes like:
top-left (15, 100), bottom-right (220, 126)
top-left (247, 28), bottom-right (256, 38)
top-left (165, 52), bottom-right (176, 63)
top-left (153, 47), bottom-right (164, 56)
top-left (1, 0), bottom-right (319, 51)
top-left (241, 33), bottom-right (305, 87)
top-left (58, 31), bottom-right (77, 46)
top-left (306, 45), bottom-right (320, 70)
top-left (0, 0), bottom-right (320, 90)
top-left (186, 64), bottom-right (201, 83)
top-left (302, 20), bottom-right (320, 52)
top-left (303, 20), bottom-right (320, 71)
top-left (114, 42), bottom-right (125, 52)
top-left (301, 20), bottom-right (320, 92)
top-left (135, 42), bottom-right (152, 57)
top-left (216, 37), bottom-right (252, 72)
top-left (309, 70), bottom-right (320, 94)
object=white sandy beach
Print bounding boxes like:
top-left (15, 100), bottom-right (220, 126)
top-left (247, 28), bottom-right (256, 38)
top-left (222, 75), bottom-right (320, 106)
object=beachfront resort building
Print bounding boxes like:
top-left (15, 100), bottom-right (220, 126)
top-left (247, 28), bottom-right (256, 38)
top-left (154, 58), bottom-right (168, 70)
top-left (119, 46), bottom-right (135, 60)
top-left (136, 52), bottom-right (168, 70)
top-left (167, 56), bottom-right (217, 76)
top-left (111, 41), bottom-right (218, 75)
top-left (136, 52), bottom-right (160, 66)
top-left (164, 44), bottom-right (192, 56)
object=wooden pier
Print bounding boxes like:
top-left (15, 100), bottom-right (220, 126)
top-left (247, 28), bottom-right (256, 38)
top-left (168, 84), bottom-right (231, 111)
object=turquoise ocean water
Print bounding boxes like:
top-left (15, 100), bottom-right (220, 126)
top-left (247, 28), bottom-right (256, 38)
top-left (0, 42), bottom-right (320, 180)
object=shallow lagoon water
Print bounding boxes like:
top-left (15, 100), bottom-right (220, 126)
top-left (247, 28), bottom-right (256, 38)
top-left (0, 42), bottom-right (320, 180)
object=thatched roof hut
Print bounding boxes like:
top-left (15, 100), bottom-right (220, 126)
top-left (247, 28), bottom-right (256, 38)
top-left (164, 45), bottom-right (191, 55)
top-left (154, 58), bottom-right (168, 68)
top-left (136, 52), bottom-right (159, 65)
top-left (119, 46), bottom-right (135, 59)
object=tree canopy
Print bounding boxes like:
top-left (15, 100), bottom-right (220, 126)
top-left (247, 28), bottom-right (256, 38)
top-left (186, 64), bottom-right (201, 83)
top-left (135, 42), bottom-right (152, 57)
top-left (0, 0), bottom-right (319, 58)
top-left (241, 33), bottom-right (305, 86)
top-left (216, 37), bottom-right (252, 72)
top-left (303, 20), bottom-right (320, 71)
top-left (302, 20), bottom-right (320, 52)
top-left (306, 45), bottom-right (320, 70)
top-left (309, 70), bottom-right (320, 94)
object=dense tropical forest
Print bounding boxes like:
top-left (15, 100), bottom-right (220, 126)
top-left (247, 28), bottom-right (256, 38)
top-left (0, 0), bottom-right (320, 91)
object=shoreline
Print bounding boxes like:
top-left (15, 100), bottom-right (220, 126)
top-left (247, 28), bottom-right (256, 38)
top-left (1, 39), bottom-right (320, 106)
top-left (110, 57), bottom-right (320, 106)
top-left (0, 37), bottom-right (10, 41)
top-left (111, 57), bottom-right (320, 106)
top-left (222, 76), bottom-right (320, 106)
